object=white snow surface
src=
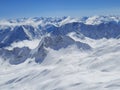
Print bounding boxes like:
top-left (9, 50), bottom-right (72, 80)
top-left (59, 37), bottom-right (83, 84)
top-left (0, 36), bottom-right (120, 90)
top-left (59, 16), bottom-right (79, 26)
top-left (5, 39), bottom-right (40, 50)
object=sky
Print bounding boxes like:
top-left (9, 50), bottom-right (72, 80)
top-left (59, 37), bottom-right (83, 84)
top-left (0, 0), bottom-right (120, 19)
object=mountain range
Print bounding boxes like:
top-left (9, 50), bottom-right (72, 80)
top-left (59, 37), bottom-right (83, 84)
top-left (0, 16), bottom-right (120, 90)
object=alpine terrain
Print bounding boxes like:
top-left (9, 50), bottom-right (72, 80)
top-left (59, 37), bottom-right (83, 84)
top-left (0, 16), bottom-right (120, 90)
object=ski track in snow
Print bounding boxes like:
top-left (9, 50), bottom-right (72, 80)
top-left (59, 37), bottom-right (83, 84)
top-left (0, 38), bottom-right (120, 90)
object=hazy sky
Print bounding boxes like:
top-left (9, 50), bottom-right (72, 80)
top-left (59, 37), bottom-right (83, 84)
top-left (0, 0), bottom-right (120, 19)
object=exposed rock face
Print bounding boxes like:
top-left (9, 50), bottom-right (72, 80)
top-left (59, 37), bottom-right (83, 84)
top-left (0, 47), bottom-right (30, 64)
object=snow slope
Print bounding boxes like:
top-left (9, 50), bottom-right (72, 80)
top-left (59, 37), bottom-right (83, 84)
top-left (0, 38), bottom-right (120, 90)
top-left (0, 16), bottom-right (120, 90)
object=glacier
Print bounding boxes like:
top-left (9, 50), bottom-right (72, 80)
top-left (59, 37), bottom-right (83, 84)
top-left (0, 16), bottom-right (120, 90)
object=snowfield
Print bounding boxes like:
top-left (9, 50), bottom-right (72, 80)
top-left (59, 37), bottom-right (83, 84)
top-left (0, 38), bottom-right (120, 90)
top-left (0, 16), bottom-right (120, 90)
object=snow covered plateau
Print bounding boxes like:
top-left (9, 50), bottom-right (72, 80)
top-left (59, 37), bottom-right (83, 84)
top-left (0, 16), bottom-right (120, 90)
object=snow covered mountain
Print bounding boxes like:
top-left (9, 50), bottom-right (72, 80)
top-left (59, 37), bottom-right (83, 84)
top-left (0, 16), bottom-right (120, 90)
top-left (0, 16), bottom-right (120, 47)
